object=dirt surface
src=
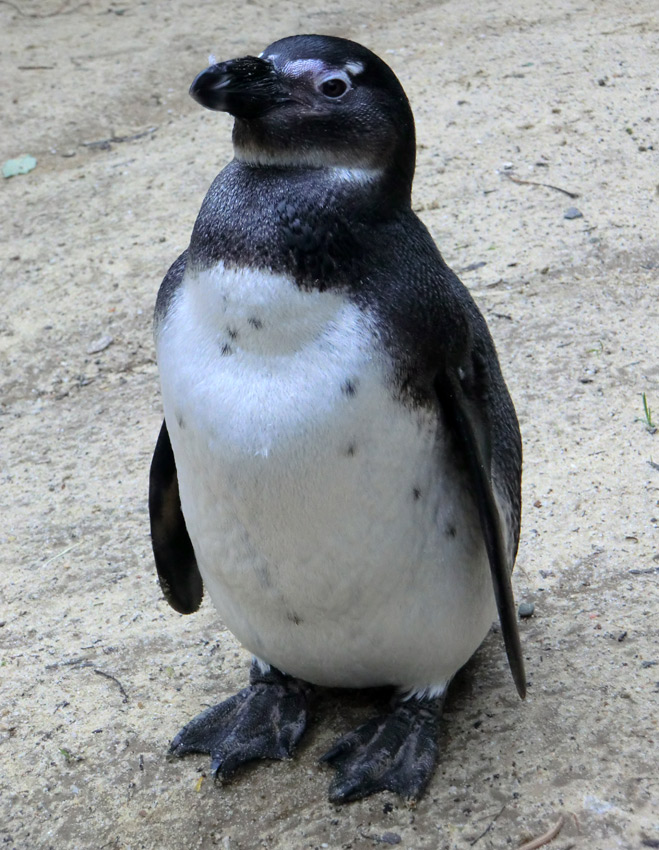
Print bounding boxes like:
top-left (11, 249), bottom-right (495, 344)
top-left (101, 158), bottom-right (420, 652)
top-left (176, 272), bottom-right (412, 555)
top-left (1, 0), bottom-right (658, 848)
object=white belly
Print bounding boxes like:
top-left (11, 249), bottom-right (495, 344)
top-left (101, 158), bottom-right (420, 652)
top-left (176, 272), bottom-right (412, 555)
top-left (156, 263), bottom-right (496, 691)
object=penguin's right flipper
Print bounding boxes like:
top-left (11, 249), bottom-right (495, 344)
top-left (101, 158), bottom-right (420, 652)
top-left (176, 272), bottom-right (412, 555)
top-left (149, 419), bottom-right (203, 614)
top-left (437, 360), bottom-right (526, 699)
top-left (170, 660), bottom-right (312, 778)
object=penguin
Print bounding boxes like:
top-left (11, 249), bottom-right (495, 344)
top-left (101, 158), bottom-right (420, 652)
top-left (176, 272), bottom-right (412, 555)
top-left (149, 34), bottom-right (525, 804)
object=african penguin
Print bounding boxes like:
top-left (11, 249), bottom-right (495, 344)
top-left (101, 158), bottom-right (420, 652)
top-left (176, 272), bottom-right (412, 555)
top-left (149, 33), bottom-right (525, 803)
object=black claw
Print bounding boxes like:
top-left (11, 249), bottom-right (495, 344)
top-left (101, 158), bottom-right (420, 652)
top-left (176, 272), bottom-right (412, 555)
top-left (169, 660), bottom-right (312, 781)
top-left (321, 738), bottom-right (350, 767)
top-left (318, 735), bottom-right (356, 763)
top-left (321, 693), bottom-right (445, 803)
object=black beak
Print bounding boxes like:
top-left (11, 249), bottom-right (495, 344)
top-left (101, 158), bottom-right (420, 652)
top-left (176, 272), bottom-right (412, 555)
top-left (189, 56), bottom-right (285, 119)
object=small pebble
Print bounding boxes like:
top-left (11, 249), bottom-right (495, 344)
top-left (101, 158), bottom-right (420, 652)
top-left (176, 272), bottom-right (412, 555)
top-left (564, 207), bottom-right (583, 220)
top-left (641, 660), bottom-right (657, 668)
top-left (87, 335), bottom-right (114, 354)
top-left (381, 834), bottom-right (402, 846)
top-left (518, 602), bottom-right (535, 618)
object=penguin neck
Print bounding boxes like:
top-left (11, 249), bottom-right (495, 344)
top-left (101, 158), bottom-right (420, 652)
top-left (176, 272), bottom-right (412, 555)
top-left (229, 152), bottom-right (411, 215)
top-left (187, 158), bottom-right (409, 290)
top-left (233, 141), bottom-right (376, 176)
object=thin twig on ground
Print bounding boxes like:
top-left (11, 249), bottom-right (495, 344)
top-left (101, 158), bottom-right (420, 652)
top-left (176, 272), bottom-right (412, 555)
top-left (503, 172), bottom-right (580, 199)
top-left (0, 0), bottom-right (89, 17)
top-left (470, 804), bottom-right (507, 845)
top-left (518, 816), bottom-right (565, 850)
top-left (94, 669), bottom-right (129, 703)
top-left (41, 541), bottom-right (82, 568)
top-left (82, 127), bottom-right (158, 149)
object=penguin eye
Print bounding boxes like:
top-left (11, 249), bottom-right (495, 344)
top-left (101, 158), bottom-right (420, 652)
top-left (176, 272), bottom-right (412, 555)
top-left (319, 77), bottom-right (349, 98)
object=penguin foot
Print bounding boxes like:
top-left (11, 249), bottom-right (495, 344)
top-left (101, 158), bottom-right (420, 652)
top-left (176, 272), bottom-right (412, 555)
top-left (320, 693), bottom-right (445, 803)
top-left (169, 660), bottom-right (312, 780)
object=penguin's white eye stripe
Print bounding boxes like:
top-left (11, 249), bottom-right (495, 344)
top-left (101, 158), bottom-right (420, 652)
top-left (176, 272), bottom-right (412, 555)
top-left (344, 61), bottom-right (364, 77)
top-left (271, 58), bottom-right (362, 85)
top-left (283, 58), bottom-right (328, 77)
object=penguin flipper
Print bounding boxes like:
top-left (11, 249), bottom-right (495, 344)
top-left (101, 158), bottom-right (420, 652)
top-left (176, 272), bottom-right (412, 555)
top-left (149, 419), bottom-right (203, 614)
top-left (436, 364), bottom-right (526, 699)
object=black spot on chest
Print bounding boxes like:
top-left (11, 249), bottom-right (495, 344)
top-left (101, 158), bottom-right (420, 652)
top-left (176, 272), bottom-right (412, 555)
top-left (287, 611), bottom-right (303, 626)
top-left (342, 379), bottom-right (358, 398)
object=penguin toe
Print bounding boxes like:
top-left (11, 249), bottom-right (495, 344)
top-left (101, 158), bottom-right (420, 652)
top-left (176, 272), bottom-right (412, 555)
top-left (321, 695), bottom-right (443, 803)
top-left (169, 665), bottom-right (312, 780)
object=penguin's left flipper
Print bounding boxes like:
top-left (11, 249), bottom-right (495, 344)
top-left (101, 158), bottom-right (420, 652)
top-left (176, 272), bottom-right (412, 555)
top-left (438, 361), bottom-right (526, 699)
top-left (149, 419), bottom-right (204, 614)
top-left (320, 692), bottom-right (444, 803)
top-left (170, 661), bottom-right (312, 779)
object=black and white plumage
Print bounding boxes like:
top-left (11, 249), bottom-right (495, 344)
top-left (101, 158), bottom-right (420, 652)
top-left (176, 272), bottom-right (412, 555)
top-left (149, 34), bottom-right (524, 803)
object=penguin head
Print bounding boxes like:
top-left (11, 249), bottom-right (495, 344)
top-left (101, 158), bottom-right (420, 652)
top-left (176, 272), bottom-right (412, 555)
top-left (190, 35), bottom-right (416, 203)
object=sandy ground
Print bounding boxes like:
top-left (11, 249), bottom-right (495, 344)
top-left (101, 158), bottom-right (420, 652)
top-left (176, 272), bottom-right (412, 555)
top-left (1, 0), bottom-right (658, 847)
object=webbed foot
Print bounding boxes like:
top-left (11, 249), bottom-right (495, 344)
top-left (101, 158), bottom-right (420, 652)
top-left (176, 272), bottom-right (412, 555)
top-left (170, 660), bottom-right (312, 780)
top-left (320, 692), bottom-right (445, 803)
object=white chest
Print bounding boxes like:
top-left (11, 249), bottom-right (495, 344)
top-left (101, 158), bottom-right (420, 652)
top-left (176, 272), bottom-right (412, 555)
top-left (155, 263), bottom-right (495, 691)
